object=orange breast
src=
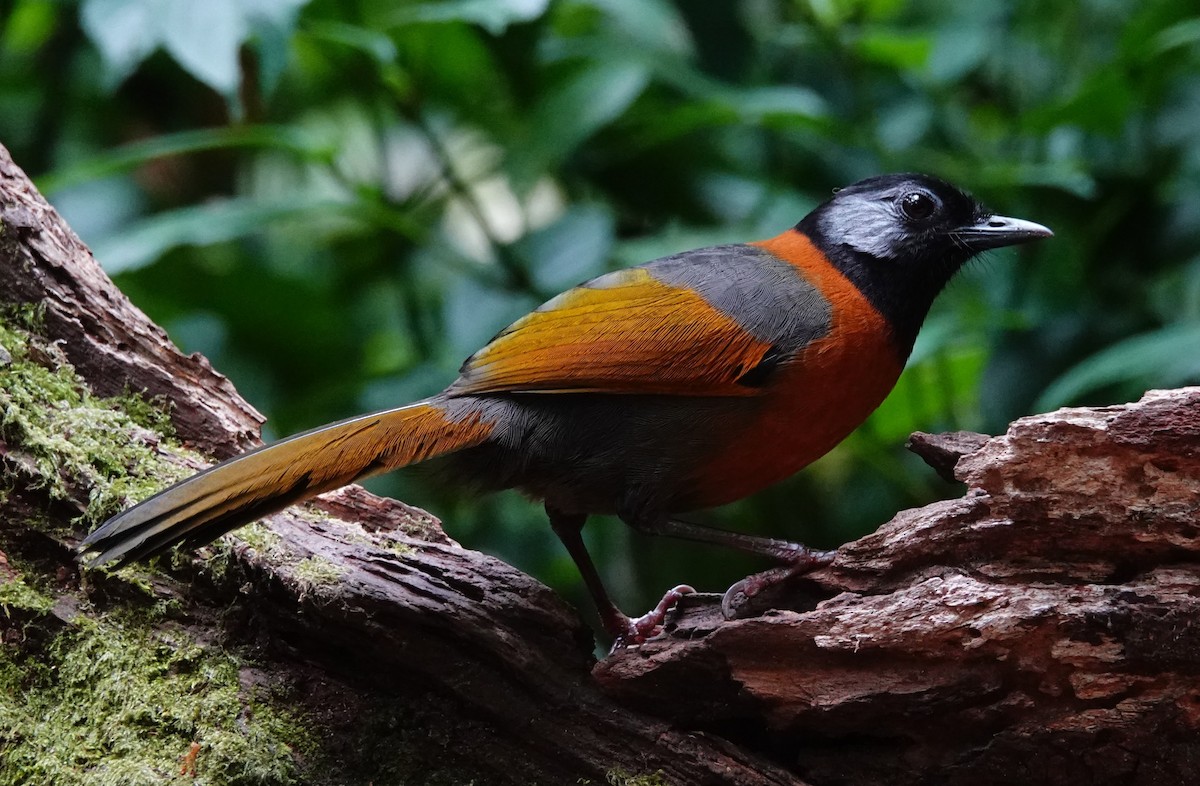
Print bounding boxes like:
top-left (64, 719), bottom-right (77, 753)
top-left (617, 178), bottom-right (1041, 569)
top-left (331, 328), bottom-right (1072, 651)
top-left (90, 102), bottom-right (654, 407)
top-left (687, 231), bottom-right (905, 507)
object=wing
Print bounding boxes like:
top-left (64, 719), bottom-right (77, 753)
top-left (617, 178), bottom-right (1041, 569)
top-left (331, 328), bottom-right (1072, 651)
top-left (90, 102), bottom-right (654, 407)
top-left (448, 244), bottom-right (832, 397)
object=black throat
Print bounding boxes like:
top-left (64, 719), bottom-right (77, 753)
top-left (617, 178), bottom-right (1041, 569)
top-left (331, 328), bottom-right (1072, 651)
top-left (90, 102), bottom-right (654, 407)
top-left (798, 215), bottom-right (958, 360)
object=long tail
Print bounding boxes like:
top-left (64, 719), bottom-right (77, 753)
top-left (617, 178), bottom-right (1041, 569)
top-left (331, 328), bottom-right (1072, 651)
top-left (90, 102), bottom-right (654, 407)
top-left (79, 399), bottom-right (491, 567)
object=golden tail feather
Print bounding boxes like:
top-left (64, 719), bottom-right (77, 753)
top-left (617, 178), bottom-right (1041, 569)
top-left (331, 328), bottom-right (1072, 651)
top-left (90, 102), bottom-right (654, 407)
top-left (79, 399), bottom-right (491, 566)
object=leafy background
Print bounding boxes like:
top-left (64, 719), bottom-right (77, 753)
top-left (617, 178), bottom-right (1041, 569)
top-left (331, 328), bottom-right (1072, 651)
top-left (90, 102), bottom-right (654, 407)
top-left (3, 0), bottom-right (1199, 625)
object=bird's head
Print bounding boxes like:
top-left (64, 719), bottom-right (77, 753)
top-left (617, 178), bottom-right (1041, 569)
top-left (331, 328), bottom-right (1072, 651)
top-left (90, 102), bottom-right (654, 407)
top-left (799, 173), bottom-right (1052, 353)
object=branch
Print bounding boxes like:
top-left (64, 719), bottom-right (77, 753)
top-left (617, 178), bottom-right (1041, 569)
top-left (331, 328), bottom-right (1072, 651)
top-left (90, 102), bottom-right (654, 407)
top-left (596, 388), bottom-right (1200, 785)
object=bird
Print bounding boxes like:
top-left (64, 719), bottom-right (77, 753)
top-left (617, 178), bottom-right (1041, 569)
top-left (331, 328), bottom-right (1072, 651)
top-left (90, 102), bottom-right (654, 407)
top-left (79, 173), bottom-right (1052, 645)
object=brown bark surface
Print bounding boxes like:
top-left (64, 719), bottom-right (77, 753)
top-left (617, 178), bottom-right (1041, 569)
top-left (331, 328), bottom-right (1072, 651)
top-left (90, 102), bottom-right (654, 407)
top-left (2, 141), bottom-right (1198, 785)
top-left (598, 389), bottom-right (1200, 785)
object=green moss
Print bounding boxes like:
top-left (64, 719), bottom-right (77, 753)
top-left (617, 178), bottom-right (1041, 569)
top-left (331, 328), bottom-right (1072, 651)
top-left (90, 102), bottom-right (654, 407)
top-left (606, 770), bottom-right (670, 786)
top-left (110, 388), bottom-right (175, 436)
top-left (2, 302), bottom-right (45, 333)
top-left (307, 518), bottom-right (416, 559)
top-left (380, 537), bottom-right (415, 557)
top-left (0, 317), bottom-right (327, 782)
top-left (0, 316), bottom-right (189, 529)
top-left (236, 523), bottom-right (283, 556)
top-left (0, 574), bottom-right (55, 616)
top-left (291, 556), bottom-right (346, 595)
top-left (0, 611), bottom-right (311, 786)
top-left (0, 314), bottom-right (489, 784)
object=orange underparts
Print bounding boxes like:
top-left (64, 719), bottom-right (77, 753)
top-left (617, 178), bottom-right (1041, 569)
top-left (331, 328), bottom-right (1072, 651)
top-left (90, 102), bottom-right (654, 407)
top-left (689, 230), bottom-right (906, 507)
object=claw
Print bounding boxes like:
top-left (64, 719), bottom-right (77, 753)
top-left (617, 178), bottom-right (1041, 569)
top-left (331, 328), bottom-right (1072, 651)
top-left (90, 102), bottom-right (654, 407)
top-left (609, 584), bottom-right (695, 650)
top-left (722, 547), bottom-right (835, 619)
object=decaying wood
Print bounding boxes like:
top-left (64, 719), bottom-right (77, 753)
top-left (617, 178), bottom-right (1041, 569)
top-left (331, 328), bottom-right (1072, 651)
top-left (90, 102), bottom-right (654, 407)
top-left (2, 139), bottom-right (1199, 785)
top-left (0, 154), bottom-right (261, 457)
top-left (597, 388), bottom-right (1200, 785)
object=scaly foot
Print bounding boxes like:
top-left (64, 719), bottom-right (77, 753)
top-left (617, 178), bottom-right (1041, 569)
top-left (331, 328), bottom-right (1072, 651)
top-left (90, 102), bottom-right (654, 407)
top-left (721, 547), bottom-right (835, 619)
top-left (608, 584), bottom-right (695, 650)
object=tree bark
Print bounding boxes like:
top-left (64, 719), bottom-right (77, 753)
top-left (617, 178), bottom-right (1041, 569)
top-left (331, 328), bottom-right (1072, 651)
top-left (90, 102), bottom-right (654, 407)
top-left (1, 141), bottom-right (1198, 786)
top-left (597, 392), bottom-right (1200, 785)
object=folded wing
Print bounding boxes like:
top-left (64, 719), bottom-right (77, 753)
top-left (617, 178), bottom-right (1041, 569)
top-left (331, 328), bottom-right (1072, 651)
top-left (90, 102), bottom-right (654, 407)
top-left (450, 246), bottom-right (829, 397)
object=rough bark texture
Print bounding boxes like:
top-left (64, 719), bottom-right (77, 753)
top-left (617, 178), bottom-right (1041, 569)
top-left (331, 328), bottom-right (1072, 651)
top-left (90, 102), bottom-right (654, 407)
top-left (2, 141), bottom-right (1198, 785)
top-left (0, 153), bottom-right (262, 458)
top-left (597, 390), bottom-right (1200, 785)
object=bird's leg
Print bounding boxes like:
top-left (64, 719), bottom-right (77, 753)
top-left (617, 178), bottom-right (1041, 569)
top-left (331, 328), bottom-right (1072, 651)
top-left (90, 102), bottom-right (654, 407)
top-left (626, 517), bottom-right (834, 619)
top-left (719, 561), bottom-right (826, 619)
top-left (546, 505), bottom-right (692, 647)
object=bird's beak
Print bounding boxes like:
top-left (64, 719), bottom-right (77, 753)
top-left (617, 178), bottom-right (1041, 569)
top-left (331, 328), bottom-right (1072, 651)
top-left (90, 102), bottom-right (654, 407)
top-left (952, 215), bottom-right (1054, 251)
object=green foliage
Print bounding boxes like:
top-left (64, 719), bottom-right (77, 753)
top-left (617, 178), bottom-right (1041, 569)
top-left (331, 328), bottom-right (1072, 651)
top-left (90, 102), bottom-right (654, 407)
top-left (78, 0), bottom-right (311, 112)
top-left (2, 0), bottom-right (1199, 620)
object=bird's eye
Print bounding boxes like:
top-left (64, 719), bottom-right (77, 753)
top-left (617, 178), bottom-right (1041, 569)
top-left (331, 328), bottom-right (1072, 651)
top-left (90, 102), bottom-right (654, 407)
top-left (899, 191), bottom-right (937, 221)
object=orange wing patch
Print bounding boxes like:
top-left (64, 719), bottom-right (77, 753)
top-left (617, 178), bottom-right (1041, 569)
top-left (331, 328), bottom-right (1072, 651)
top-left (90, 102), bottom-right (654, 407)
top-left (450, 268), bottom-right (773, 397)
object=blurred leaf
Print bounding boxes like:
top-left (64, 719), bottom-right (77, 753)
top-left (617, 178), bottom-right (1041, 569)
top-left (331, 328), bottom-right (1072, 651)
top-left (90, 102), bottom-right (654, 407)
top-left (1149, 258), bottom-right (1200, 323)
top-left (303, 20), bottom-right (398, 65)
top-left (573, 0), bottom-right (693, 55)
top-left (966, 162), bottom-right (1098, 199)
top-left (245, 0), bottom-right (312, 94)
top-left (38, 126), bottom-right (335, 196)
top-left (724, 85), bottom-right (827, 124)
top-left (539, 60), bottom-right (649, 151)
top-left (360, 366), bottom-right (454, 415)
top-left (79, 0), bottom-right (160, 86)
top-left (511, 60), bottom-right (649, 182)
top-left (694, 172), bottom-right (768, 223)
top-left (875, 98), bottom-right (932, 151)
top-left (80, 0), bottom-right (310, 108)
top-left (519, 204), bottom-right (615, 292)
top-left (91, 194), bottom-right (353, 274)
top-left (873, 344), bottom-right (986, 440)
top-left (1034, 70), bottom-right (1137, 133)
top-left (1153, 17), bottom-right (1200, 54)
top-left (570, 73), bottom-right (825, 151)
top-left (160, 0), bottom-right (247, 101)
top-left (443, 273), bottom-right (538, 359)
top-left (4, 1), bottom-right (58, 54)
top-left (391, 22), bottom-right (511, 122)
top-left (49, 176), bottom-right (145, 247)
top-left (1037, 324), bottom-right (1200, 410)
top-left (906, 313), bottom-right (960, 367)
top-left (391, 0), bottom-right (550, 35)
top-left (855, 30), bottom-right (932, 69)
top-left (926, 23), bottom-right (991, 84)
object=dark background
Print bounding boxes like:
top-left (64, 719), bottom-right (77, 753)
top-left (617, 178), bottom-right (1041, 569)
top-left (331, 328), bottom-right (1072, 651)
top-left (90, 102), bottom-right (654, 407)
top-left (3, 0), bottom-right (1199, 621)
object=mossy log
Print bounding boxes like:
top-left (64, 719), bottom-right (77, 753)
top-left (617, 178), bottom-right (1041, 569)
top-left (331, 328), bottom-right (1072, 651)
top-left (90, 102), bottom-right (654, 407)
top-left (0, 143), bottom-right (796, 785)
top-left (2, 141), bottom-right (1199, 786)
